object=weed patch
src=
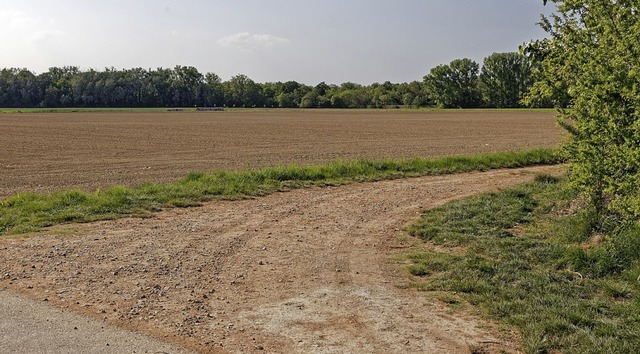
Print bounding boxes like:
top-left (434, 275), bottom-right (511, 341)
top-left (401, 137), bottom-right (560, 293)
top-left (0, 149), bottom-right (561, 236)
top-left (403, 176), bottom-right (640, 353)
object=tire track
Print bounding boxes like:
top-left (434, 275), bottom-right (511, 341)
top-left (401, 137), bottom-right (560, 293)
top-left (0, 165), bottom-right (564, 353)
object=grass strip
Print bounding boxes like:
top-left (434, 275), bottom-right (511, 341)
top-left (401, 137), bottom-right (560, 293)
top-left (403, 175), bottom-right (640, 354)
top-left (0, 148), bottom-right (561, 236)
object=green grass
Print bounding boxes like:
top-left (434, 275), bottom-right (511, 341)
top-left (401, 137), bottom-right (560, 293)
top-left (403, 174), bottom-right (640, 354)
top-left (0, 148), bottom-right (561, 236)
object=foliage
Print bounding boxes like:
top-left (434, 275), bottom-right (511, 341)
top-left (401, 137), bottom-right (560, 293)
top-left (0, 52), bottom-right (543, 110)
top-left (223, 74), bottom-right (261, 107)
top-left (480, 52), bottom-right (532, 108)
top-left (0, 149), bottom-right (562, 236)
top-left (423, 58), bottom-right (483, 108)
top-left (0, 66), bottom-right (432, 109)
top-left (526, 0), bottom-right (640, 230)
top-left (404, 178), bottom-right (640, 353)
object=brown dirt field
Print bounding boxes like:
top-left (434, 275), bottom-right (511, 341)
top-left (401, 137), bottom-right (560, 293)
top-left (0, 165), bottom-right (565, 354)
top-left (0, 109), bottom-right (562, 199)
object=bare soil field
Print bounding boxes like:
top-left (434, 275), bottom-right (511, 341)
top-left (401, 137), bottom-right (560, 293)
top-left (0, 165), bottom-right (565, 353)
top-left (0, 109), bottom-right (561, 198)
top-left (0, 110), bottom-right (563, 353)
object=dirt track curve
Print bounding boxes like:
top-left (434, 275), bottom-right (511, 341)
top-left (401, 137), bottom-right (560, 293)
top-left (0, 165), bottom-right (564, 353)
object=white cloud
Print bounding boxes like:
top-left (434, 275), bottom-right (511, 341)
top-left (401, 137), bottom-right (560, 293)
top-left (217, 32), bottom-right (290, 51)
top-left (0, 10), bottom-right (32, 29)
top-left (0, 10), bottom-right (66, 44)
top-left (30, 29), bottom-right (66, 44)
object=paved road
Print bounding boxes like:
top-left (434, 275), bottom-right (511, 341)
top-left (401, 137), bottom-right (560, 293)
top-left (0, 289), bottom-right (191, 354)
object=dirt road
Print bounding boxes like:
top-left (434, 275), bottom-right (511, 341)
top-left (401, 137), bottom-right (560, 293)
top-left (0, 165), bottom-right (564, 353)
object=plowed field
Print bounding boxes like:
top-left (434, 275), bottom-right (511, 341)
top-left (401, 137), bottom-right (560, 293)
top-left (0, 109), bottom-right (561, 198)
top-left (1, 110), bottom-right (565, 353)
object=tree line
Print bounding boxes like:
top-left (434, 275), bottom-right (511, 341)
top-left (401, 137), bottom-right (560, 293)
top-left (0, 52), bottom-right (551, 109)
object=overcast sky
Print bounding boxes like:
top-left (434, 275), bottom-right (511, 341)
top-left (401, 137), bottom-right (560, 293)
top-left (0, 0), bottom-right (555, 85)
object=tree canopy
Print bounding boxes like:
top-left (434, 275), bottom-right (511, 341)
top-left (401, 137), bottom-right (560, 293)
top-left (423, 58), bottom-right (482, 108)
top-left (0, 66), bottom-right (433, 109)
top-left (0, 51), bottom-right (545, 109)
top-left (480, 52), bottom-right (532, 108)
top-left (528, 0), bottom-right (640, 229)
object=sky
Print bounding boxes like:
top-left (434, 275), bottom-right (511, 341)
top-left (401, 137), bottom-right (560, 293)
top-left (0, 0), bottom-right (556, 85)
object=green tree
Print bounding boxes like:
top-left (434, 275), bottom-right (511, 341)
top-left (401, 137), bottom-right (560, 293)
top-left (41, 66), bottom-right (78, 107)
top-left (521, 39), bottom-right (570, 108)
top-left (300, 90), bottom-right (319, 108)
top-left (171, 65), bottom-right (204, 107)
top-left (330, 82), bottom-right (370, 108)
top-left (480, 52), bottom-right (532, 108)
top-left (147, 68), bottom-right (173, 107)
top-left (271, 81), bottom-right (307, 108)
top-left (529, 0), bottom-right (640, 229)
top-left (223, 74), bottom-right (261, 107)
top-left (0, 68), bottom-right (42, 107)
top-left (70, 69), bottom-right (98, 107)
top-left (397, 81), bottom-right (429, 107)
top-left (369, 81), bottom-right (399, 108)
top-left (424, 58), bottom-right (482, 108)
top-left (203, 73), bottom-right (224, 107)
top-left (300, 82), bottom-right (333, 108)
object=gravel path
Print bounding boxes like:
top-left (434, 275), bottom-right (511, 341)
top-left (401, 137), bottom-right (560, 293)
top-left (1, 165), bottom-right (564, 353)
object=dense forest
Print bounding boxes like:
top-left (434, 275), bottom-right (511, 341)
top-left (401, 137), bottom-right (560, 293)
top-left (0, 52), bottom-right (551, 109)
